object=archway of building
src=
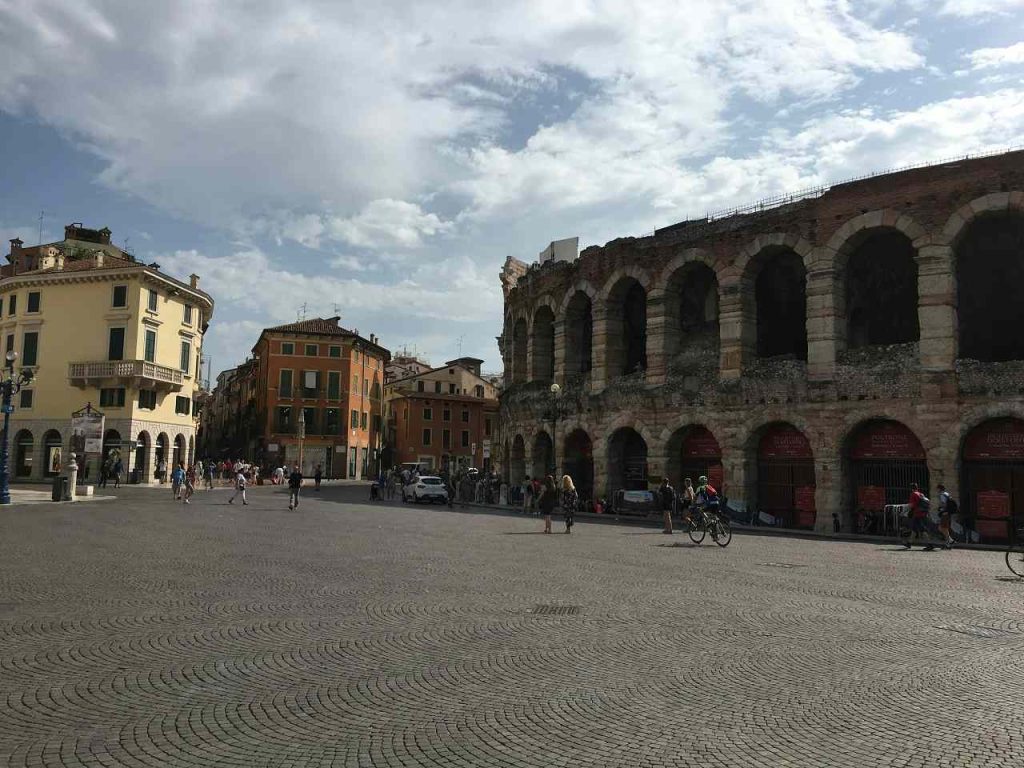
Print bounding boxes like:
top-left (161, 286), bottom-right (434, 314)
top-left (842, 419), bottom-right (928, 534)
top-left (173, 434), bottom-right (187, 468)
top-left (563, 429), bottom-right (594, 502)
top-left (956, 212), bottom-right (1024, 361)
top-left (510, 434), bottom-right (526, 483)
top-left (752, 422), bottom-right (815, 529)
top-left (511, 319), bottom-right (528, 383)
top-left (532, 431), bottom-right (553, 480)
top-left (103, 429), bottom-right (123, 466)
top-left (42, 430), bottom-right (63, 477)
top-left (564, 291), bottom-right (594, 377)
top-left (531, 306), bottom-right (555, 384)
top-left (665, 263), bottom-right (719, 367)
top-left (608, 427), bottom-right (648, 493)
top-left (666, 425), bottom-right (723, 493)
top-left (14, 429), bottom-right (33, 478)
top-left (961, 417), bottom-right (1024, 544)
top-left (754, 248), bottom-right (807, 360)
top-left (606, 278), bottom-right (647, 377)
top-left (155, 433), bottom-right (170, 480)
top-left (843, 230), bottom-right (920, 349)
top-left (136, 431), bottom-right (151, 484)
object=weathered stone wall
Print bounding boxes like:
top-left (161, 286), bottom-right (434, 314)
top-left (499, 150), bottom-right (1024, 530)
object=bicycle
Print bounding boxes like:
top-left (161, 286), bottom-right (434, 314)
top-left (680, 503), bottom-right (732, 547)
top-left (1006, 524), bottom-right (1024, 578)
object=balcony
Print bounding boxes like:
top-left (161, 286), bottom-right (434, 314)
top-left (68, 360), bottom-right (184, 391)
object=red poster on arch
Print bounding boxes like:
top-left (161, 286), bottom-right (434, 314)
top-left (976, 490), bottom-right (1011, 518)
top-left (857, 486), bottom-right (886, 511)
top-left (794, 485), bottom-right (817, 512)
top-left (708, 463), bottom-right (724, 492)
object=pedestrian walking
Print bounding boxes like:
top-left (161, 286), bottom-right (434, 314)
top-left (561, 474), bottom-right (577, 534)
top-left (205, 461), bottom-right (215, 490)
top-left (902, 483), bottom-right (939, 550)
top-left (228, 468), bottom-right (248, 505)
top-left (314, 464), bottom-right (323, 492)
top-left (171, 462), bottom-right (185, 500)
top-left (659, 477), bottom-right (675, 534)
top-left (113, 457), bottom-right (123, 489)
top-left (522, 477), bottom-right (533, 515)
top-left (538, 475), bottom-right (556, 534)
top-left (288, 464), bottom-right (303, 510)
top-left (183, 464), bottom-right (196, 504)
top-left (937, 484), bottom-right (956, 549)
top-left (99, 459), bottom-right (109, 488)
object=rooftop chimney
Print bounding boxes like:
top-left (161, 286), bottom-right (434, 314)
top-left (9, 238), bottom-right (23, 254)
top-left (190, 273), bottom-right (200, 289)
top-left (327, 315), bottom-right (340, 326)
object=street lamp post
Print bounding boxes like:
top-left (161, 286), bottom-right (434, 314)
top-left (548, 383), bottom-right (562, 479)
top-left (0, 351), bottom-right (35, 504)
top-left (297, 408), bottom-right (306, 474)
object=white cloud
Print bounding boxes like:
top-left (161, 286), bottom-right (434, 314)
top-left (967, 41), bottom-right (1024, 69)
top-left (327, 199), bottom-right (453, 249)
top-left (940, 0), bottom-right (1024, 16)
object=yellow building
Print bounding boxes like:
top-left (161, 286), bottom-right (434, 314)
top-left (2, 224), bottom-right (214, 483)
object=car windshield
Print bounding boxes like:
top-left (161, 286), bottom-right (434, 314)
top-left (421, 477), bottom-right (443, 485)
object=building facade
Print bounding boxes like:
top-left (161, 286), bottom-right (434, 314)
top-left (2, 224), bottom-right (214, 482)
top-left (384, 357), bottom-right (499, 473)
top-left (499, 149), bottom-right (1024, 540)
top-left (249, 317), bottom-right (389, 478)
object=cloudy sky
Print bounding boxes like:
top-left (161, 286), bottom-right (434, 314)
top-left (2, 0), bottom-right (1023, 379)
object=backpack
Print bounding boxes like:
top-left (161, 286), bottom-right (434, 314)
top-left (945, 495), bottom-right (959, 515)
top-left (918, 495), bottom-right (930, 514)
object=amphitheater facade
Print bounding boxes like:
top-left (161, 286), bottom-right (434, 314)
top-left (498, 150), bottom-right (1024, 538)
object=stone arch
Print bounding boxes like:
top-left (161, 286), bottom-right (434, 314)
top-left (510, 434), bottom-right (527, 483)
top-left (530, 304), bottom-right (555, 383)
top-left (744, 420), bottom-right (817, 529)
top-left (734, 233), bottom-right (814, 286)
top-left (511, 317), bottom-right (529, 383)
top-left (155, 432), bottom-right (170, 480)
top-left (601, 273), bottom-right (649, 377)
top-left (563, 428), bottom-right (594, 501)
top-left (607, 426), bottom-right (649, 493)
top-left (940, 191), bottom-right (1024, 248)
top-left (136, 430), bottom-right (152, 484)
top-left (560, 281), bottom-right (598, 379)
top-left (557, 279), bottom-right (599, 317)
top-left (531, 430), bottom-right (553, 479)
top-left (597, 265), bottom-right (653, 303)
top-left (959, 414), bottom-right (1024, 541)
top-left (821, 209), bottom-right (927, 269)
top-left (662, 259), bottom-right (720, 369)
top-left (664, 423), bottom-right (724, 492)
top-left (13, 428), bottom-right (33, 478)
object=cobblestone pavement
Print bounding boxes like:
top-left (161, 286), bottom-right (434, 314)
top-left (2, 485), bottom-right (1023, 767)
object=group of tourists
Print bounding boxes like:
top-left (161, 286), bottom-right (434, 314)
top-left (517, 474), bottom-right (578, 534)
top-left (656, 475), bottom-right (721, 534)
top-left (901, 482), bottom-right (958, 550)
top-left (97, 455), bottom-right (125, 488)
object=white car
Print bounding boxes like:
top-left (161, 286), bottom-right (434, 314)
top-left (402, 476), bottom-right (449, 504)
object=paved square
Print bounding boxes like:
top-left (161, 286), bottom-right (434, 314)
top-left (2, 486), bottom-right (1023, 767)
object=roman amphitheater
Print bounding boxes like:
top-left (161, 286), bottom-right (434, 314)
top-left (498, 149), bottom-right (1024, 538)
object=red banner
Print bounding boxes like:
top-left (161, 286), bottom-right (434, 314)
top-left (976, 490), bottom-right (1011, 518)
top-left (794, 485), bottom-right (817, 512)
top-left (759, 426), bottom-right (813, 460)
top-left (681, 427), bottom-right (722, 459)
top-left (975, 519), bottom-right (1009, 541)
top-left (849, 422), bottom-right (925, 460)
top-left (964, 418), bottom-right (1024, 461)
top-left (857, 485), bottom-right (886, 511)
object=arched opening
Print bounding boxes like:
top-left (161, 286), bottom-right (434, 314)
top-left (563, 429), bottom-right (594, 502)
top-left (510, 434), bottom-right (526, 483)
top-left (606, 278), bottom-right (647, 377)
top-left (532, 431), bottom-right (553, 479)
top-left (136, 431), bottom-right (151, 484)
top-left (844, 231), bottom-right (919, 348)
top-left (43, 430), bottom-right (63, 477)
top-left (665, 263), bottom-right (719, 367)
top-left (755, 423), bottom-right (815, 528)
top-left (531, 306), bottom-right (555, 384)
top-left (14, 429), bottom-right (33, 478)
top-left (511, 319), bottom-right (528, 383)
top-left (155, 433), bottom-right (169, 481)
top-left (103, 429), bottom-right (122, 465)
top-left (667, 425), bottom-right (723, 492)
top-left (755, 249), bottom-right (807, 360)
top-left (608, 427), bottom-right (648, 492)
top-left (956, 212), bottom-right (1024, 361)
top-left (844, 420), bottom-right (928, 533)
top-left (173, 434), bottom-right (187, 468)
top-left (564, 292), bottom-right (593, 376)
top-left (961, 418), bottom-right (1024, 544)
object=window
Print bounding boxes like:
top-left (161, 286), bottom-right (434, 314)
top-left (417, 380), bottom-right (425, 392)
top-left (475, 385), bottom-right (485, 398)
top-left (353, 374), bottom-right (359, 392)
top-left (422, 428), bottom-right (432, 446)
top-left (434, 381), bottom-right (441, 393)
top-left (138, 389), bottom-right (157, 409)
top-left (449, 383), bottom-right (456, 394)
top-left (350, 409), bottom-right (359, 429)
top-left (363, 378), bottom-right (368, 396)
top-left (327, 371), bottom-right (340, 399)
top-left (329, 345), bottom-right (341, 358)
top-left (423, 407), bottom-right (433, 421)
top-left (326, 408), bottom-right (340, 434)
top-left (281, 342), bottom-right (294, 355)
top-left (305, 344), bottom-right (318, 356)
top-left (462, 430), bottom-right (470, 448)
top-left (19, 389), bottom-right (32, 409)
top-left (108, 328), bottom-right (125, 361)
top-left (27, 292), bottom-right (40, 313)
top-left (302, 407), bottom-right (317, 434)
top-left (354, 349), bottom-right (360, 362)
top-left (279, 369), bottom-right (293, 398)
top-left (360, 411), bottom-right (368, 429)
top-left (100, 388), bottom-right (126, 408)
top-left (8, 294), bottom-right (15, 315)
top-left (144, 330), bottom-right (156, 363)
top-left (461, 409), bottom-right (470, 423)
top-left (302, 370), bottom-right (319, 397)
top-left (179, 340), bottom-right (191, 372)
top-left (443, 408), bottom-right (451, 422)
top-left (147, 289), bottom-right (158, 312)
top-left (21, 332), bottom-right (38, 367)
top-left (112, 285), bottom-right (128, 308)
top-left (184, 304), bottom-right (193, 324)
top-left (277, 406), bottom-right (292, 432)
top-left (174, 396), bottom-right (191, 415)
top-left (485, 417), bottom-right (493, 437)
top-left (443, 429), bottom-right (451, 448)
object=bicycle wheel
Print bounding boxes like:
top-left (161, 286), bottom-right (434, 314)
top-left (688, 524), bottom-right (706, 544)
top-left (713, 518), bottom-right (732, 547)
top-left (1006, 547), bottom-right (1024, 578)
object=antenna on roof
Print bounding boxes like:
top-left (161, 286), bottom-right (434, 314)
top-left (456, 334), bottom-right (464, 357)
top-left (37, 210), bottom-right (44, 245)
top-left (297, 302), bottom-right (308, 321)
top-left (332, 303), bottom-right (341, 315)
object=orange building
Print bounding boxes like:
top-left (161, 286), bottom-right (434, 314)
top-left (384, 357), bottom-right (499, 474)
top-left (251, 317), bottom-right (390, 478)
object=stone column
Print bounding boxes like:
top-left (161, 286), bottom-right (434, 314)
top-left (814, 449), bottom-right (842, 533)
top-left (718, 282), bottom-right (751, 380)
top-left (806, 260), bottom-right (839, 381)
top-left (916, 244), bottom-right (957, 372)
top-left (553, 318), bottom-right (567, 388)
top-left (645, 444), bottom-right (667, 487)
top-left (590, 306), bottom-right (610, 393)
top-left (591, 437), bottom-right (608, 503)
top-left (645, 290), bottom-right (668, 386)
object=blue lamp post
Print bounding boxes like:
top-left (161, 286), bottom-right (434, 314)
top-left (0, 350), bottom-right (35, 504)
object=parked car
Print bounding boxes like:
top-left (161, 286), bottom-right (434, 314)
top-left (402, 475), bottom-right (449, 504)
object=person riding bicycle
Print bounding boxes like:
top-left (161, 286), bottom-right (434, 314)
top-left (695, 476), bottom-right (720, 512)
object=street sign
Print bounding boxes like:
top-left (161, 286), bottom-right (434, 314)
top-left (1, 404), bottom-right (13, 414)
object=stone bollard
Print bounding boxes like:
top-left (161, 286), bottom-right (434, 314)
top-left (65, 452), bottom-right (78, 501)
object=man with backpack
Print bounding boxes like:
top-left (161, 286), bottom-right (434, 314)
top-left (288, 464), bottom-right (303, 510)
top-left (903, 483), bottom-right (942, 550)
top-left (659, 478), bottom-right (675, 534)
top-left (937, 484), bottom-right (957, 549)
top-left (228, 467), bottom-right (248, 505)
